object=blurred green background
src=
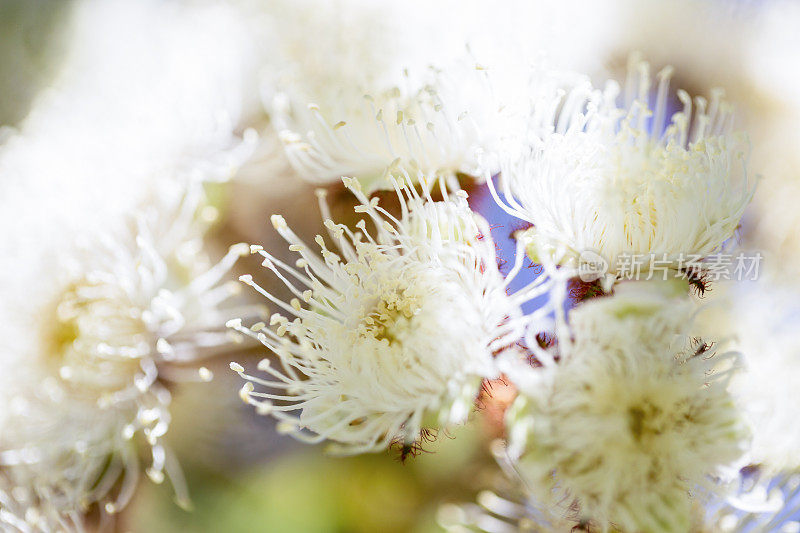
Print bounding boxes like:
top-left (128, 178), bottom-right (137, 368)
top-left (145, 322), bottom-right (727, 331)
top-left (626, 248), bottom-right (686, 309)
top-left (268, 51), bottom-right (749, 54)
top-left (122, 373), bottom-right (500, 533)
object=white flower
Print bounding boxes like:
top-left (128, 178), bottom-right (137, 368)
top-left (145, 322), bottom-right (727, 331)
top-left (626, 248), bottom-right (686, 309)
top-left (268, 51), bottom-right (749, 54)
top-left (505, 283), bottom-right (749, 532)
top-left (490, 55), bottom-right (754, 279)
top-left (701, 469), bottom-right (800, 533)
top-left (697, 279), bottom-right (800, 474)
top-left (0, 0), bottom-right (259, 259)
top-left (229, 172), bottom-right (541, 454)
top-left (438, 472), bottom-right (800, 533)
top-left (0, 392), bottom-right (139, 532)
top-left (259, 0), bottom-right (619, 193)
top-left (0, 184), bottom-right (253, 528)
top-left (1, 2), bottom-right (263, 527)
top-left (49, 186), bottom-right (249, 409)
top-left (272, 64), bottom-right (503, 192)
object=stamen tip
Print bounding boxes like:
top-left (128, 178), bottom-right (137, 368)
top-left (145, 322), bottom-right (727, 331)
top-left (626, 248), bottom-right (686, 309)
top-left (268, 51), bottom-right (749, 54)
top-left (271, 214), bottom-right (288, 230)
top-left (225, 318), bottom-right (243, 329)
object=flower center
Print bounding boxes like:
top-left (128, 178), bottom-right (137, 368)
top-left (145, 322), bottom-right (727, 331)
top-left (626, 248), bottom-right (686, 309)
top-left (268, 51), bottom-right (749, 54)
top-left (361, 285), bottom-right (422, 344)
top-left (45, 281), bottom-right (148, 397)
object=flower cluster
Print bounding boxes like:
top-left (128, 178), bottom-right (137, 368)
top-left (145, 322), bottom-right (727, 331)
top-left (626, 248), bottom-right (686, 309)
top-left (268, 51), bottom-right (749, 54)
top-left (0, 184), bottom-right (254, 530)
top-left (490, 55), bottom-right (753, 287)
top-left (505, 284), bottom-right (748, 532)
top-left (272, 62), bottom-right (516, 193)
top-left (0, 1), bottom-right (260, 528)
top-left (229, 172), bottom-right (542, 453)
top-left (225, 52), bottom-right (771, 532)
top-left (5, 1), bottom-right (797, 531)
